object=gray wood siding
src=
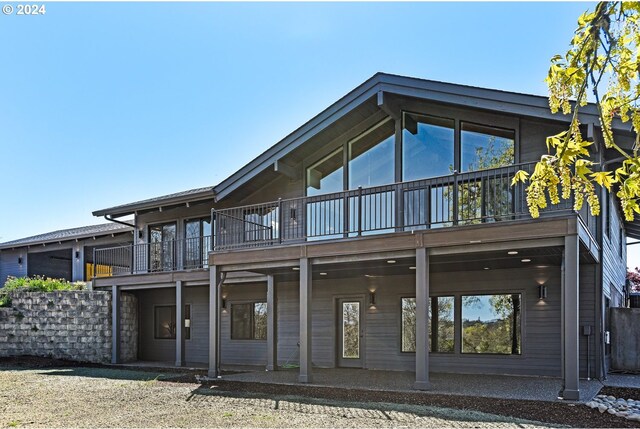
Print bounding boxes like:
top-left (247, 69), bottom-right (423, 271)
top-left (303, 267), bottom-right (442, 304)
top-left (137, 287), bottom-right (176, 362)
top-left (579, 264), bottom-right (597, 379)
top-left (602, 192), bottom-right (627, 301)
top-left (519, 119), bottom-right (567, 163)
top-left (220, 283), bottom-right (268, 366)
top-left (218, 266), bottom-right (571, 376)
top-left (185, 286), bottom-right (209, 364)
top-left (0, 250), bottom-right (27, 286)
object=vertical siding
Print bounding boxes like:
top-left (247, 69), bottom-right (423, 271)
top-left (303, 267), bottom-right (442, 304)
top-left (0, 250), bottom-right (27, 286)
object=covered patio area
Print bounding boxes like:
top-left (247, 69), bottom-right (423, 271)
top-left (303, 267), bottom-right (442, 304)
top-left (220, 367), bottom-right (603, 403)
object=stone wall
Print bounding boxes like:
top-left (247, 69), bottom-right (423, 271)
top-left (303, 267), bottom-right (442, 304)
top-left (0, 290), bottom-right (137, 364)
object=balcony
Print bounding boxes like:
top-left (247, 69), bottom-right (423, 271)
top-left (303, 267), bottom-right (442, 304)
top-left (92, 236), bottom-right (211, 278)
top-left (213, 162), bottom-right (598, 252)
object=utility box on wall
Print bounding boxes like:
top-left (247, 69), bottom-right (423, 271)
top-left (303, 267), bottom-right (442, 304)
top-left (611, 307), bottom-right (640, 371)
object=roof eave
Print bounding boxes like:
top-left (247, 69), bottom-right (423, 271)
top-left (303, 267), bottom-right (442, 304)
top-left (92, 189), bottom-right (216, 218)
top-left (0, 227), bottom-right (134, 251)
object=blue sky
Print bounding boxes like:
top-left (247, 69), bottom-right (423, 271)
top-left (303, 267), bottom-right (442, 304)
top-left (5, 1), bottom-right (636, 265)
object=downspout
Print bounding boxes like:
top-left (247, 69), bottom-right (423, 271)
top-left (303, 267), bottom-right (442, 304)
top-left (216, 272), bottom-right (226, 376)
top-left (104, 215), bottom-right (136, 228)
top-left (595, 147), bottom-right (625, 380)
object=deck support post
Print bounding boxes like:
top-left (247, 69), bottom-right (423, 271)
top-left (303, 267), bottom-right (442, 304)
top-left (208, 265), bottom-right (220, 378)
top-left (562, 234), bottom-right (580, 400)
top-left (299, 258), bottom-right (312, 383)
top-left (111, 285), bottom-right (121, 364)
top-left (414, 247), bottom-right (431, 390)
top-left (266, 275), bottom-right (277, 371)
top-left (176, 280), bottom-right (185, 367)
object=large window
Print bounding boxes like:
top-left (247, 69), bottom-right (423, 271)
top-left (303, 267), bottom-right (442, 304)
top-left (306, 149), bottom-right (343, 196)
top-left (231, 302), bottom-right (267, 340)
top-left (462, 294), bottom-right (521, 354)
top-left (348, 119), bottom-right (395, 189)
top-left (154, 305), bottom-right (176, 339)
top-left (401, 296), bottom-right (455, 353)
top-left (402, 113), bottom-right (455, 181)
top-left (460, 122), bottom-right (514, 172)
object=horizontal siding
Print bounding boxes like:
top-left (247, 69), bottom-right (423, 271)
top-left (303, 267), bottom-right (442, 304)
top-left (221, 266), bottom-right (566, 376)
top-left (0, 250), bottom-right (27, 286)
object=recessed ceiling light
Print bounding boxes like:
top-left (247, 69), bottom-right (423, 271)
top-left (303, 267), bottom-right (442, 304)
top-left (292, 267), bottom-right (300, 271)
top-left (387, 260), bottom-right (396, 264)
top-left (484, 267), bottom-right (490, 270)
top-left (409, 266), bottom-right (416, 270)
top-left (521, 258), bottom-right (531, 263)
top-left (508, 251), bottom-right (518, 255)
top-left (320, 272), bottom-right (327, 276)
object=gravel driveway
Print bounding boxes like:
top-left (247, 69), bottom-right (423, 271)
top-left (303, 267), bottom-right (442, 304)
top-left (0, 366), bottom-right (552, 428)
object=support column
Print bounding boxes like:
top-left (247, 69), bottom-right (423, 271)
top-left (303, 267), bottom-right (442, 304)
top-left (72, 247), bottom-right (84, 282)
top-left (299, 258), bottom-right (312, 383)
top-left (562, 234), bottom-right (580, 400)
top-left (266, 275), bottom-right (278, 371)
top-left (111, 285), bottom-right (121, 364)
top-left (176, 280), bottom-right (185, 367)
top-left (414, 247), bottom-right (430, 390)
top-left (208, 265), bottom-right (220, 378)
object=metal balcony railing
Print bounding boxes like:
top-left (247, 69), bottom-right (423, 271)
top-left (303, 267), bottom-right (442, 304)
top-left (93, 236), bottom-right (211, 278)
top-left (213, 162), bottom-right (597, 251)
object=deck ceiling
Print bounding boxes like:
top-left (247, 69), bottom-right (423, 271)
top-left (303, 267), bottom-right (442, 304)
top-left (244, 245), bottom-right (595, 282)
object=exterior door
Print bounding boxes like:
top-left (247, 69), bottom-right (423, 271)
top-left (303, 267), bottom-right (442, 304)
top-left (149, 223), bottom-right (176, 271)
top-left (337, 298), bottom-right (364, 368)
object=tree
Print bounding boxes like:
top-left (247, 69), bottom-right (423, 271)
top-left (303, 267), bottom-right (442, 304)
top-left (512, 2), bottom-right (640, 221)
top-left (627, 266), bottom-right (640, 292)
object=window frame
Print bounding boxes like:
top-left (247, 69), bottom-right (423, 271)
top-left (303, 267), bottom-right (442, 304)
top-left (154, 304), bottom-right (176, 340)
top-left (399, 295), bottom-right (456, 354)
top-left (460, 292), bottom-right (523, 356)
top-left (230, 300), bottom-right (268, 341)
top-left (303, 107), bottom-right (519, 197)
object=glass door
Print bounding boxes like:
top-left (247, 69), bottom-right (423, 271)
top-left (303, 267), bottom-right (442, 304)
top-left (149, 223), bottom-right (176, 271)
top-left (184, 218), bottom-right (211, 269)
top-left (337, 298), bottom-right (364, 368)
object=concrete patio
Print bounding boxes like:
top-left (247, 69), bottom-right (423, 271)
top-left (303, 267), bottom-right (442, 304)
top-left (220, 367), bottom-right (604, 403)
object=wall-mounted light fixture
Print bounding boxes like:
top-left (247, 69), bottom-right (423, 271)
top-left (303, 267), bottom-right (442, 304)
top-left (18, 256), bottom-right (23, 265)
top-left (222, 298), bottom-right (227, 310)
top-left (369, 291), bottom-right (376, 307)
top-left (75, 251), bottom-right (80, 261)
top-left (538, 284), bottom-right (548, 300)
top-left (138, 230), bottom-right (144, 239)
top-left (184, 319), bottom-right (191, 328)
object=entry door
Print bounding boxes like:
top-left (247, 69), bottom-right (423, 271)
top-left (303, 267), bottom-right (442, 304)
top-left (337, 298), bottom-right (364, 368)
top-left (149, 223), bottom-right (177, 271)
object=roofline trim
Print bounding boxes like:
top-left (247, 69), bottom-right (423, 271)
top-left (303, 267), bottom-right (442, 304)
top-left (0, 227), bottom-right (134, 251)
top-left (92, 188), bottom-right (215, 218)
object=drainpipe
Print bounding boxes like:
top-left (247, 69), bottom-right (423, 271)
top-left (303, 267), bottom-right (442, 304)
top-left (104, 215), bottom-right (136, 228)
top-left (595, 151), bottom-right (625, 380)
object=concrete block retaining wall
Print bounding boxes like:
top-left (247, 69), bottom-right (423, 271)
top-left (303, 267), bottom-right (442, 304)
top-left (0, 290), bottom-right (137, 364)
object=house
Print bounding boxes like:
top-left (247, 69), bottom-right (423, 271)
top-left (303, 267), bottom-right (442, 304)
top-left (91, 73), bottom-right (633, 401)
top-left (0, 223), bottom-right (134, 286)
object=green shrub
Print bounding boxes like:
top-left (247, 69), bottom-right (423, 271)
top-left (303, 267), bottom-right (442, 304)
top-left (0, 276), bottom-right (85, 307)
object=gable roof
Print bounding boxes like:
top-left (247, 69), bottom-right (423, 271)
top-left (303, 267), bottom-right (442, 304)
top-left (0, 222), bottom-right (133, 250)
top-left (92, 186), bottom-right (215, 218)
top-left (211, 72), bottom-right (628, 201)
